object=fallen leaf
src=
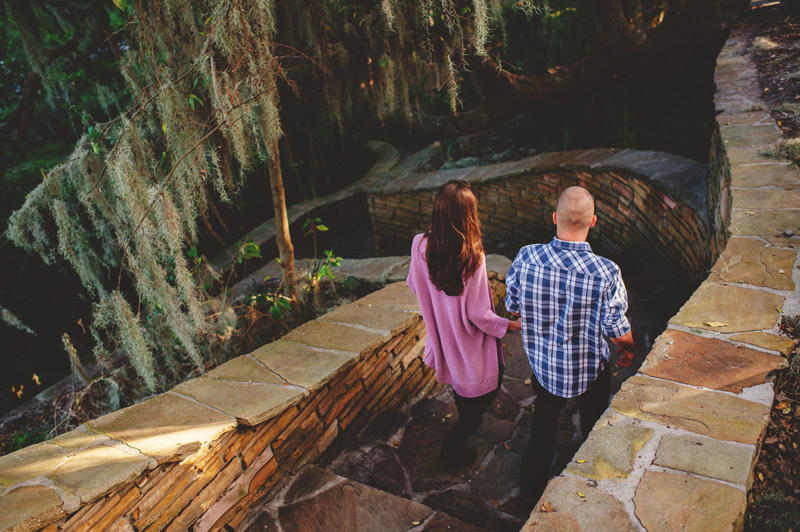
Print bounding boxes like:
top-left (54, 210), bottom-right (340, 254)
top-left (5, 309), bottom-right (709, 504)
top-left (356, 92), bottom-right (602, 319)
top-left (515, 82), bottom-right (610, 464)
top-left (577, 459), bottom-right (587, 463)
top-left (577, 491), bottom-right (586, 498)
top-left (503, 442), bottom-right (511, 450)
top-left (491, 499), bottom-right (499, 506)
top-left (445, 413), bottom-right (453, 418)
top-left (524, 378), bottom-right (532, 385)
top-left (540, 501), bottom-right (555, 513)
top-left (412, 521), bottom-right (421, 526)
top-left (705, 321), bottom-right (728, 328)
top-left (776, 401), bottom-right (790, 410)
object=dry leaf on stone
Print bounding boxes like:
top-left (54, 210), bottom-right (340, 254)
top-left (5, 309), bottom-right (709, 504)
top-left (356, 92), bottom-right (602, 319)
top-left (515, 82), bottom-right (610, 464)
top-left (705, 321), bottom-right (728, 327)
top-left (577, 491), bottom-right (586, 498)
top-left (540, 501), bottom-right (555, 513)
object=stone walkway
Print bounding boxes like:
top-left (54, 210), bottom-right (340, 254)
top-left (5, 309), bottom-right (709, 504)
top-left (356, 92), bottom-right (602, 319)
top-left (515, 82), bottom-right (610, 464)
top-left (236, 325), bottom-right (641, 532)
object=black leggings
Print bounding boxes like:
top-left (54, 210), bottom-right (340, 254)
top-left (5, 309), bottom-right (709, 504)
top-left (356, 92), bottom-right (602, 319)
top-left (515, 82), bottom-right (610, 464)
top-left (443, 361), bottom-right (505, 453)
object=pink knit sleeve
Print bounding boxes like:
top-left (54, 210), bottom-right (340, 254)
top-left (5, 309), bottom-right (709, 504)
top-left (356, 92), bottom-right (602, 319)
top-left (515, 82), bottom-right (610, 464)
top-left (464, 255), bottom-right (509, 338)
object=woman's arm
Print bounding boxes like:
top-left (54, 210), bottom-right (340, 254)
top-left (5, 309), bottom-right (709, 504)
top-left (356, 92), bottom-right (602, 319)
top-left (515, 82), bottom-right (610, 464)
top-left (464, 256), bottom-right (513, 338)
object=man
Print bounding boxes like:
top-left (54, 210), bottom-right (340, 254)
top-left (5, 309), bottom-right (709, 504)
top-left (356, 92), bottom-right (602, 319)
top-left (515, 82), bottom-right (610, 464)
top-left (505, 186), bottom-right (635, 503)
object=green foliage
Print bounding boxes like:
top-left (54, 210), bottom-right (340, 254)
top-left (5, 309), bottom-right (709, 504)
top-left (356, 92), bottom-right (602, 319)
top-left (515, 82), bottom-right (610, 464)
top-left (2, 425), bottom-right (50, 453)
top-left (236, 238), bottom-right (263, 264)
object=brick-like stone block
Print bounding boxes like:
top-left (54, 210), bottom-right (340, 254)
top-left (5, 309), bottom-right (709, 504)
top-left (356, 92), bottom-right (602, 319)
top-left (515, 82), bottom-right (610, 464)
top-left (352, 282), bottom-right (420, 312)
top-left (729, 331), bottom-right (795, 356)
top-left (319, 303), bottom-right (417, 336)
top-left (709, 236), bottom-right (795, 290)
top-left (204, 356), bottom-right (284, 385)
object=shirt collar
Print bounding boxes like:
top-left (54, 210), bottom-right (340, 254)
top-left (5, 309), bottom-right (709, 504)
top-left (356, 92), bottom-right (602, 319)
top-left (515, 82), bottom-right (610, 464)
top-left (550, 236), bottom-right (592, 252)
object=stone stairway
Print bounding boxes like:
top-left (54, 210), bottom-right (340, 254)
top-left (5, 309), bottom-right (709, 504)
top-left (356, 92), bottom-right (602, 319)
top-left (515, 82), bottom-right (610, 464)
top-left (234, 330), bottom-right (637, 532)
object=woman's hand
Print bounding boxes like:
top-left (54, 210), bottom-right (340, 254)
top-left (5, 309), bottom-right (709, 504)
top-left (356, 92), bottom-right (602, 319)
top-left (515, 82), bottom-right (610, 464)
top-left (507, 319), bottom-right (522, 332)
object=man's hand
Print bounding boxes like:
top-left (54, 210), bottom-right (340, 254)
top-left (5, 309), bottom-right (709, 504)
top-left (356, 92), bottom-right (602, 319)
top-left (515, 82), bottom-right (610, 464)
top-left (507, 319), bottom-right (522, 332)
top-left (611, 331), bottom-right (635, 367)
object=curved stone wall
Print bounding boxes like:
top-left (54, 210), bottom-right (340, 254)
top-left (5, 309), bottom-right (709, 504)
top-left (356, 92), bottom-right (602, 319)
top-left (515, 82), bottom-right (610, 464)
top-left (367, 148), bottom-right (719, 286)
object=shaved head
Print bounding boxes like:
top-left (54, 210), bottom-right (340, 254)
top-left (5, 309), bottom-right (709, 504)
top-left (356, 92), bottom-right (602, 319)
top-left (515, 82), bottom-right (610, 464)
top-left (556, 186), bottom-right (595, 229)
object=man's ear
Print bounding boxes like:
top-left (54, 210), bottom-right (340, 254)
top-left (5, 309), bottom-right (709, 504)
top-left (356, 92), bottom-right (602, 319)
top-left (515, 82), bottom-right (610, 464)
top-left (552, 212), bottom-right (557, 225)
top-left (589, 214), bottom-right (597, 228)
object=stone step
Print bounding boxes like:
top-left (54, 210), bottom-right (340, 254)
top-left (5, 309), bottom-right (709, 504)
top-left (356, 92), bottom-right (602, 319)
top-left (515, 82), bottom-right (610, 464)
top-left (237, 465), bottom-right (493, 532)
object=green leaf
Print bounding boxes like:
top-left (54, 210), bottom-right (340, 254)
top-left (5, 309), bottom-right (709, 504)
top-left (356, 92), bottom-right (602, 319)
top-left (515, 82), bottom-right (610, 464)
top-left (193, 78), bottom-right (199, 89)
top-left (112, 0), bottom-right (128, 10)
top-left (316, 224), bottom-right (329, 232)
top-left (269, 306), bottom-right (282, 320)
top-left (188, 97), bottom-right (195, 110)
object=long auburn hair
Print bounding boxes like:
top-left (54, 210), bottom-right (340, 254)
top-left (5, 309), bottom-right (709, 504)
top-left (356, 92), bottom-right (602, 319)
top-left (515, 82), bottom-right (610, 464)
top-left (425, 180), bottom-right (483, 296)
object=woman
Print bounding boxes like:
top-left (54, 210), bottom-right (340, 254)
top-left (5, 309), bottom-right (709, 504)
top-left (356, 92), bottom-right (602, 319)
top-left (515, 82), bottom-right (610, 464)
top-left (406, 179), bottom-right (521, 467)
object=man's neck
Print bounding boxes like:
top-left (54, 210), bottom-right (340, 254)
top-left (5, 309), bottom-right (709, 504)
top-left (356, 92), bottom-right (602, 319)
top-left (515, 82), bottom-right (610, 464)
top-left (556, 229), bottom-right (589, 242)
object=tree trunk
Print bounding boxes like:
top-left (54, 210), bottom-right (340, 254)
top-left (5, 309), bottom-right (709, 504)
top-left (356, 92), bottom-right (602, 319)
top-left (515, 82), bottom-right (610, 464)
top-left (267, 137), bottom-right (298, 306)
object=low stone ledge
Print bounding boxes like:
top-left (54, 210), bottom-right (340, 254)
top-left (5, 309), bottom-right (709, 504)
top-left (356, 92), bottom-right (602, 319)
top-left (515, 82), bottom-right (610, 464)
top-left (610, 375), bottom-right (770, 445)
top-left (729, 163), bottom-right (800, 187)
top-left (351, 281), bottom-right (421, 312)
top-left (640, 329), bottom-right (785, 394)
top-left (202, 355), bottom-right (284, 385)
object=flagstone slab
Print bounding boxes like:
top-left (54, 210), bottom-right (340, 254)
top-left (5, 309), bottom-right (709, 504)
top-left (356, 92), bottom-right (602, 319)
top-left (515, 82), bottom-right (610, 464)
top-left (174, 378), bottom-right (302, 426)
top-left (47, 444), bottom-right (150, 503)
top-left (85, 393), bottom-right (236, 463)
top-left (726, 146), bottom-right (778, 165)
top-left (730, 209), bottom-right (800, 238)
top-left (486, 254), bottom-right (513, 280)
top-left (641, 330), bottom-right (785, 393)
top-left (522, 476), bottom-right (637, 532)
top-left (49, 430), bottom-right (106, 452)
top-left (717, 110), bottom-right (775, 125)
top-left (0, 485), bottom-right (65, 532)
top-left (730, 163), bottom-right (800, 187)
top-left (565, 418), bottom-right (653, 480)
top-left (669, 281), bottom-right (783, 333)
top-left (610, 375), bottom-right (770, 444)
top-left (709, 237), bottom-right (795, 290)
top-left (352, 282), bottom-right (420, 312)
top-left (332, 257), bottom-right (410, 283)
top-left (719, 124), bottom-right (780, 147)
top-left (252, 341), bottom-right (356, 392)
top-left (729, 331), bottom-right (795, 356)
top-left (654, 434), bottom-right (755, 486)
top-left (281, 320), bottom-right (385, 355)
top-left (634, 471), bottom-right (745, 532)
top-left (0, 443), bottom-right (67, 488)
top-left (319, 303), bottom-right (417, 336)
top-left (733, 188), bottom-right (800, 210)
top-left (204, 356), bottom-right (283, 385)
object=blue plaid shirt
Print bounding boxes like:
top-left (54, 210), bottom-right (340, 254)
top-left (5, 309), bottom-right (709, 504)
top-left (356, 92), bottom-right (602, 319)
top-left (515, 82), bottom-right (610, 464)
top-left (505, 237), bottom-right (630, 398)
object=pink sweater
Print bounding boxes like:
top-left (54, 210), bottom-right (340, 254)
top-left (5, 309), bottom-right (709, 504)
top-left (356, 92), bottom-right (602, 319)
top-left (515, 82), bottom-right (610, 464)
top-left (406, 234), bottom-right (509, 398)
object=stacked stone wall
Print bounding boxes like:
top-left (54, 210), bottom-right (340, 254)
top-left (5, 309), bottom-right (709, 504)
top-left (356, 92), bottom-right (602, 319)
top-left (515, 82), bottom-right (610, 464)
top-left (0, 282), bottom-right (465, 532)
top-left (369, 152), bottom-right (715, 286)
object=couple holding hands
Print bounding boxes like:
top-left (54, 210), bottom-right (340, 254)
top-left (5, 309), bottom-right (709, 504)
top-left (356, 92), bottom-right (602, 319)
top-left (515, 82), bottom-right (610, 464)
top-left (406, 180), bottom-right (635, 505)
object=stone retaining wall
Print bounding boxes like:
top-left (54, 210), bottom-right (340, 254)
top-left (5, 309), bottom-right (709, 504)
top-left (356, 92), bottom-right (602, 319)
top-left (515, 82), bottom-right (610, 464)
top-left (0, 282), bottom-right (446, 532)
top-left (368, 148), bottom-right (717, 286)
top-left (519, 26), bottom-right (800, 532)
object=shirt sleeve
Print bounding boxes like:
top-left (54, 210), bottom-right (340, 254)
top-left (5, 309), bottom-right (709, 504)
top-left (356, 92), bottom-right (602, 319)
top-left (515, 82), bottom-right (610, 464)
top-left (601, 268), bottom-right (630, 338)
top-left (465, 255), bottom-right (509, 338)
top-left (504, 251), bottom-right (521, 314)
